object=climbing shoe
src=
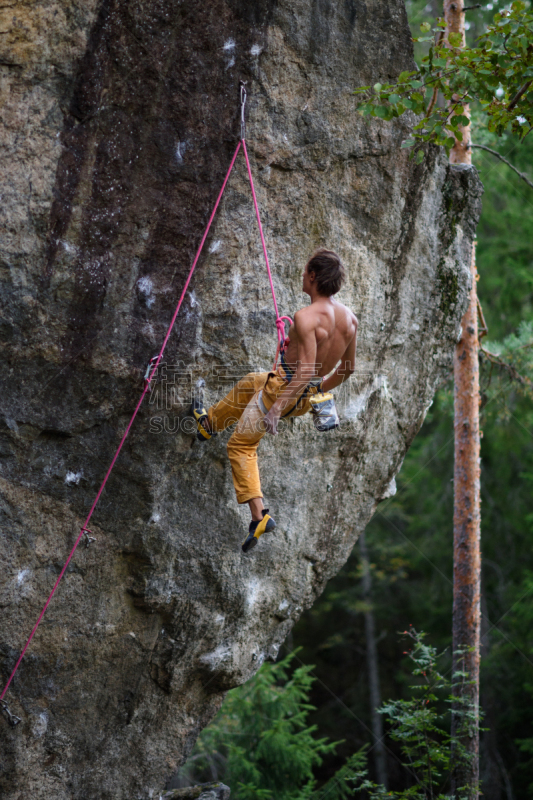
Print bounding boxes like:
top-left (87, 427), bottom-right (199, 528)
top-left (242, 509), bottom-right (276, 553)
top-left (191, 398), bottom-right (215, 442)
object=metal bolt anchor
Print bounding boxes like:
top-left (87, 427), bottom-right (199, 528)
top-left (1, 699), bottom-right (21, 728)
top-left (82, 527), bottom-right (96, 548)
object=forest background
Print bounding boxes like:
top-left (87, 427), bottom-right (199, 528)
top-left (179, 1), bottom-right (533, 797)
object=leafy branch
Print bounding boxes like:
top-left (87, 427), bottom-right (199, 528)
top-left (353, 2), bottom-right (533, 159)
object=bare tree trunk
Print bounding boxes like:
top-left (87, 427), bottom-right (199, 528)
top-left (444, 0), bottom-right (472, 164)
top-left (359, 532), bottom-right (388, 788)
top-left (444, 3), bottom-right (481, 797)
top-left (451, 245), bottom-right (481, 798)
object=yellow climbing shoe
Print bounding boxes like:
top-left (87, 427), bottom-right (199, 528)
top-left (242, 509), bottom-right (276, 553)
top-left (191, 398), bottom-right (215, 442)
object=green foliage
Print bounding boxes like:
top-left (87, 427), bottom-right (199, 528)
top-left (346, 631), bottom-right (477, 800)
top-left (378, 633), bottom-right (454, 788)
top-left (473, 127), bottom-right (533, 339)
top-left (314, 751), bottom-right (369, 800)
top-left (481, 320), bottom-right (533, 419)
top-left (182, 633), bottom-right (480, 800)
top-left (180, 653), bottom-right (363, 800)
top-left (513, 570), bottom-right (533, 792)
top-left (353, 2), bottom-right (533, 156)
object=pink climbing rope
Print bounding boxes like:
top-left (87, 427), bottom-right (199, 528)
top-left (1, 132), bottom-right (292, 712)
top-left (1, 139), bottom-right (244, 705)
top-left (242, 138), bottom-right (293, 367)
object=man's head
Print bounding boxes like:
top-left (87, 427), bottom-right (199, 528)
top-left (302, 248), bottom-right (346, 297)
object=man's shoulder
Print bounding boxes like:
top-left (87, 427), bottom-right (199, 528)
top-left (293, 306), bottom-right (315, 324)
top-left (333, 300), bottom-right (358, 327)
top-left (295, 301), bottom-right (357, 325)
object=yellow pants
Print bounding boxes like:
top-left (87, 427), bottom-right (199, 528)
top-left (207, 367), bottom-right (313, 504)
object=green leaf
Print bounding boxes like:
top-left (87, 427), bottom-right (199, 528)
top-left (420, 21), bottom-right (431, 32)
top-left (373, 83), bottom-right (382, 93)
top-left (448, 32), bottom-right (463, 48)
top-left (454, 114), bottom-right (470, 127)
top-left (388, 93), bottom-right (401, 105)
top-left (415, 150), bottom-right (425, 164)
top-left (445, 137), bottom-right (456, 149)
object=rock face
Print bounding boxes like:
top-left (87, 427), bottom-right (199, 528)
top-left (0, 1), bottom-right (481, 798)
top-left (160, 784), bottom-right (231, 800)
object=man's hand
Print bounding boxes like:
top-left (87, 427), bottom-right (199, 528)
top-left (263, 406), bottom-right (281, 435)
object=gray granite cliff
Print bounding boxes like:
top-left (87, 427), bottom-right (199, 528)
top-left (0, 1), bottom-right (481, 797)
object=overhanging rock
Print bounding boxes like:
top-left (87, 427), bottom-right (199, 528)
top-left (0, 1), bottom-right (482, 798)
top-left (159, 784), bottom-right (231, 800)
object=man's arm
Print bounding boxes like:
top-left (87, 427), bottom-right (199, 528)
top-left (263, 310), bottom-right (317, 435)
top-left (321, 320), bottom-right (357, 393)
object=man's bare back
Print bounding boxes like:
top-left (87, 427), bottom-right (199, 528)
top-left (263, 256), bottom-right (357, 435)
top-left (283, 298), bottom-right (357, 380)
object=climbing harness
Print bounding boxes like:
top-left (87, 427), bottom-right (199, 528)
top-left (0, 82), bottom-right (293, 723)
top-left (276, 352), bottom-right (339, 428)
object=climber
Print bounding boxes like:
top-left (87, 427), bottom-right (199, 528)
top-left (191, 248), bottom-right (358, 553)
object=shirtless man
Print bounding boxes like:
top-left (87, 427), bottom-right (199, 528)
top-left (191, 249), bottom-right (358, 553)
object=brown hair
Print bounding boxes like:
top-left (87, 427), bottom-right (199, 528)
top-left (306, 249), bottom-right (346, 296)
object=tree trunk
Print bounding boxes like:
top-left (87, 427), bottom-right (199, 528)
top-left (444, 3), bottom-right (481, 797)
top-left (451, 245), bottom-right (481, 797)
top-left (444, 0), bottom-right (472, 164)
top-left (360, 532), bottom-right (388, 788)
